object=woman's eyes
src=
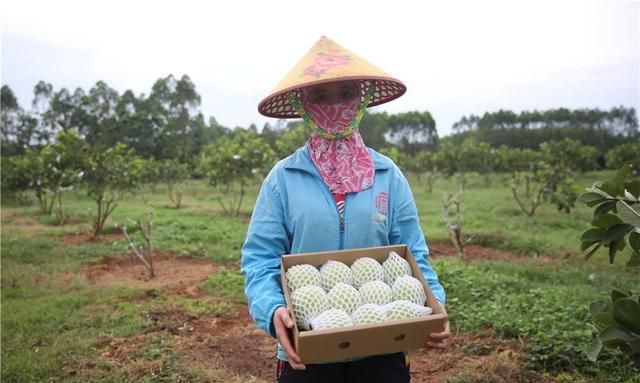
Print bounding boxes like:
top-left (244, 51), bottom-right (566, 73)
top-left (312, 94), bottom-right (327, 103)
top-left (341, 90), bottom-right (356, 100)
top-left (309, 89), bottom-right (357, 104)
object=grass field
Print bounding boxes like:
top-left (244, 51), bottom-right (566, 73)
top-left (1, 171), bottom-right (638, 383)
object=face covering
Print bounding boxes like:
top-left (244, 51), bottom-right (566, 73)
top-left (293, 83), bottom-right (375, 194)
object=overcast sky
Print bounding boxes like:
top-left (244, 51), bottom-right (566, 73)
top-left (2, 0), bottom-right (638, 136)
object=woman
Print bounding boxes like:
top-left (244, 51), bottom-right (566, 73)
top-left (241, 36), bottom-right (450, 383)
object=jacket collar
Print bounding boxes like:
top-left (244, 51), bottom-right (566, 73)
top-left (283, 145), bottom-right (391, 172)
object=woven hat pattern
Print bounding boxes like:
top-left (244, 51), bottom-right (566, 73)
top-left (258, 36), bottom-right (406, 118)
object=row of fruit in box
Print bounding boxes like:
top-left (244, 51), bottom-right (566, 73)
top-left (285, 251), bottom-right (434, 331)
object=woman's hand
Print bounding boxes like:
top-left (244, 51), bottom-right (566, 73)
top-left (426, 303), bottom-right (451, 349)
top-left (273, 306), bottom-right (306, 370)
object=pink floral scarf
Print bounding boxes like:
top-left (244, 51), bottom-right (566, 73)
top-left (300, 88), bottom-right (375, 194)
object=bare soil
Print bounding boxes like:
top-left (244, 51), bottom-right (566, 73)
top-left (428, 241), bottom-right (561, 264)
top-left (81, 252), bottom-right (219, 292)
top-left (74, 246), bottom-right (551, 382)
top-left (96, 304), bottom-right (548, 383)
top-left (1, 207), bottom-right (52, 232)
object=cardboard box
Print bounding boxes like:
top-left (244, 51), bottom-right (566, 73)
top-left (280, 244), bottom-right (447, 364)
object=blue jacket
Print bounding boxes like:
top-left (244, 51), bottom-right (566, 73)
top-left (241, 146), bottom-right (446, 358)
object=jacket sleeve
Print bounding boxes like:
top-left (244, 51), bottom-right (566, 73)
top-left (241, 175), bottom-right (291, 338)
top-left (388, 168), bottom-right (446, 305)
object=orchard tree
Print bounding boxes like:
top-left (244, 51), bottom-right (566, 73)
top-left (274, 123), bottom-right (308, 159)
top-left (199, 129), bottom-right (276, 216)
top-left (84, 143), bottom-right (144, 237)
top-left (493, 146), bottom-right (541, 173)
top-left (413, 150), bottom-right (439, 194)
top-left (606, 142), bottom-right (640, 173)
top-left (442, 191), bottom-right (471, 258)
top-left (540, 138), bottom-right (600, 173)
top-left (379, 146), bottom-right (410, 172)
top-left (156, 159), bottom-right (189, 208)
top-left (579, 165), bottom-right (640, 366)
top-left (38, 129), bottom-right (87, 224)
top-left (1, 154), bottom-right (35, 205)
top-left (459, 139), bottom-right (495, 186)
top-left (511, 161), bottom-right (577, 217)
top-left (434, 140), bottom-right (479, 190)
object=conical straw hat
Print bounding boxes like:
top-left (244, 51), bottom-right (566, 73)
top-left (258, 36), bottom-right (406, 118)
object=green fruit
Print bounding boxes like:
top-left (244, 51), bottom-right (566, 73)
top-left (286, 264), bottom-right (321, 293)
top-left (310, 309), bottom-right (353, 330)
top-left (352, 304), bottom-right (386, 325)
top-left (385, 300), bottom-right (432, 321)
top-left (320, 260), bottom-right (353, 291)
top-left (392, 275), bottom-right (426, 306)
top-left (291, 285), bottom-right (330, 330)
top-left (351, 257), bottom-right (384, 288)
top-left (383, 251), bottom-right (411, 285)
top-left (359, 280), bottom-right (393, 306)
top-left (327, 282), bottom-right (363, 315)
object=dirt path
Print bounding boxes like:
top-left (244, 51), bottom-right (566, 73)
top-left (428, 241), bottom-right (561, 264)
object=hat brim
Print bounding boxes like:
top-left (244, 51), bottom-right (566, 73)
top-left (258, 77), bottom-right (407, 119)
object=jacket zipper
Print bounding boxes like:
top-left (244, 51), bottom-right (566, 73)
top-left (338, 195), bottom-right (346, 250)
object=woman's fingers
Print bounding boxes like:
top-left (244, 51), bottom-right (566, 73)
top-left (427, 319), bottom-right (451, 349)
top-left (429, 331), bottom-right (450, 340)
top-left (274, 307), bottom-right (306, 370)
top-left (426, 339), bottom-right (449, 349)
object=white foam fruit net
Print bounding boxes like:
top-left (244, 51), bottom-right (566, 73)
top-left (351, 257), bottom-right (384, 288)
top-left (352, 303), bottom-right (386, 325)
top-left (327, 282), bottom-right (363, 315)
top-left (392, 275), bottom-right (427, 306)
top-left (384, 300), bottom-right (433, 321)
top-left (288, 251), bottom-right (435, 331)
top-left (286, 264), bottom-right (321, 293)
top-left (359, 280), bottom-right (393, 306)
top-left (320, 260), bottom-right (353, 291)
top-left (382, 251), bottom-right (412, 285)
top-left (310, 308), bottom-right (354, 330)
top-left (291, 285), bottom-right (330, 330)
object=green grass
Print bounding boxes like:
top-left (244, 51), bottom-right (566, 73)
top-left (200, 269), bottom-right (246, 303)
top-left (2, 172), bottom-right (638, 382)
top-left (434, 256), bottom-right (639, 382)
top-left (410, 171), bottom-right (609, 256)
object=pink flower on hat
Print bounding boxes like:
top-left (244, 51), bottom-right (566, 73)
top-left (302, 51), bottom-right (352, 78)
